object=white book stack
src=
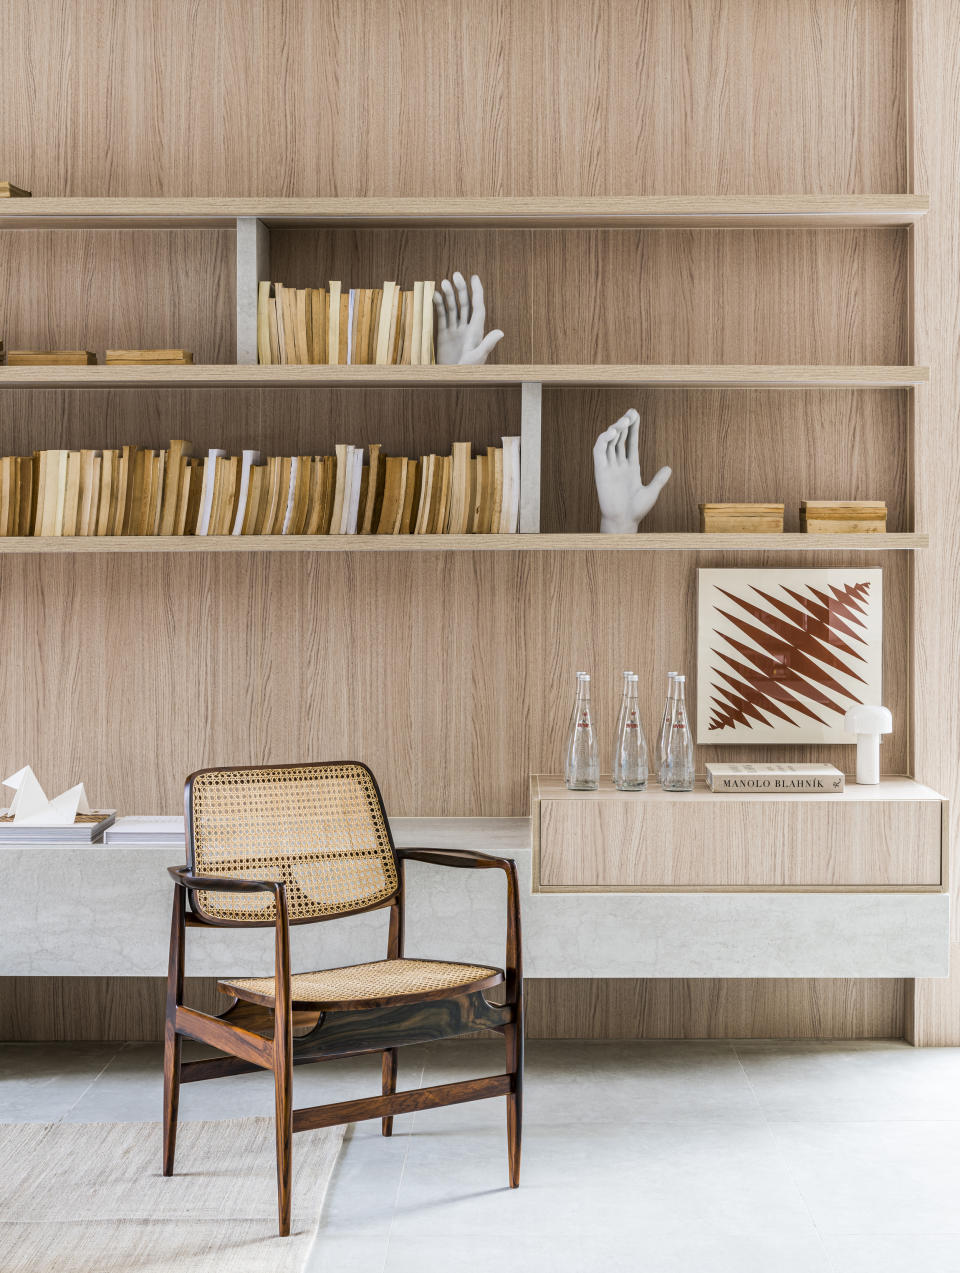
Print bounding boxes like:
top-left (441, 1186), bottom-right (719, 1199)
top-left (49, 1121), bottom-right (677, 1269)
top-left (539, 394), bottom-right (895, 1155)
top-left (102, 815), bottom-right (186, 845)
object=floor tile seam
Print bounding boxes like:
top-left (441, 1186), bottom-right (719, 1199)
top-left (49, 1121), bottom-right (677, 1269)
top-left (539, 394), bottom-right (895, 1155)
top-left (53, 1042), bottom-right (127, 1125)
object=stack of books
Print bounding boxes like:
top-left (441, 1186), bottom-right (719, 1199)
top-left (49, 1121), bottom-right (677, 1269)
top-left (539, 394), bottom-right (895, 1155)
top-left (105, 349), bottom-right (194, 366)
top-left (0, 810), bottom-right (116, 842)
top-left (0, 437), bottom-right (521, 537)
top-left (6, 351), bottom-right (97, 365)
top-left (103, 816), bottom-right (185, 845)
top-left (0, 182), bottom-right (31, 197)
top-left (257, 280), bottom-right (437, 365)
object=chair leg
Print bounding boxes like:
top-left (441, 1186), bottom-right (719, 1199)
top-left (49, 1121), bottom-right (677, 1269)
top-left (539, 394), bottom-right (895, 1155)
top-left (162, 1019), bottom-right (181, 1176)
top-left (505, 1019), bottom-right (523, 1188)
top-left (274, 1027), bottom-right (293, 1237)
top-left (381, 1048), bottom-right (398, 1136)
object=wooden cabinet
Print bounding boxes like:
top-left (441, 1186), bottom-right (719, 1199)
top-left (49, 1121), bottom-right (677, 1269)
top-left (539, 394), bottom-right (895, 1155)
top-left (531, 776), bottom-right (946, 892)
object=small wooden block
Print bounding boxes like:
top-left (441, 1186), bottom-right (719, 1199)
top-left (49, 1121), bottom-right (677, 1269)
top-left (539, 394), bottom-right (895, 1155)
top-left (699, 502), bottom-right (785, 533)
top-left (105, 349), bottom-right (194, 364)
top-left (0, 182), bottom-right (31, 197)
top-left (800, 500), bottom-right (887, 533)
top-left (7, 350), bottom-right (97, 365)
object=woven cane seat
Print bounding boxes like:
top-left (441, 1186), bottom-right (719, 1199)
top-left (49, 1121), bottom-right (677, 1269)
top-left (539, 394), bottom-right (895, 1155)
top-left (218, 957), bottom-right (504, 1010)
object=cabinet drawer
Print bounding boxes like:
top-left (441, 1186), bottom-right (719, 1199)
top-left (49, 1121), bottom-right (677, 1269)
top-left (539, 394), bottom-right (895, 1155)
top-left (533, 778), bottom-right (944, 891)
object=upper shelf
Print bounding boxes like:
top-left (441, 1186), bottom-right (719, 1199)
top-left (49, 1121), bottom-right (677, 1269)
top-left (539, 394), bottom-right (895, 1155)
top-left (0, 195), bottom-right (931, 230)
top-left (0, 364), bottom-right (930, 388)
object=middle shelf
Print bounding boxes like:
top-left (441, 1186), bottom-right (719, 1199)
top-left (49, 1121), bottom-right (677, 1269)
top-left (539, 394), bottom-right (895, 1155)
top-left (0, 532), bottom-right (929, 554)
top-left (0, 364), bottom-right (931, 388)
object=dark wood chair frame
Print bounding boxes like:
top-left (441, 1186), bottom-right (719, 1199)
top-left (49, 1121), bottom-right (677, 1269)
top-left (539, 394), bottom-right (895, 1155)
top-left (162, 775), bottom-right (523, 1238)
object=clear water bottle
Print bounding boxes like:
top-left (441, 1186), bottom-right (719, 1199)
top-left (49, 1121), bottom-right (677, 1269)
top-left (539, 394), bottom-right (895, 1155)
top-left (655, 672), bottom-right (679, 774)
top-left (613, 673), bottom-right (648, 791)
top-left (564, 672), bottom-right (599, 790)
top-left (612, 670), bottom-right (636, 775)
top-left (660, 673), bottom-right (694, 792)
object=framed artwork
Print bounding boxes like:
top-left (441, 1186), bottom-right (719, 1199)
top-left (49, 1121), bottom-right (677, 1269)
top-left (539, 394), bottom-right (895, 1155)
top-left (697, 567), bottom-right (882, 744)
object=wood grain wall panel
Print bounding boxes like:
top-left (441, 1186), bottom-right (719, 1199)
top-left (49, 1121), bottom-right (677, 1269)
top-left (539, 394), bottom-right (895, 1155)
top-left (0, 1), bottom-right (906, 197)
top-left (0, 387), bottom-right (519, 459)
top-left (0, 976), bottom-right (904, 1042)
top-left (0, 549), bottom-right (909, 816)
top-left (908, 0), bottom-right (960, 1042)
top-left (541, 388), bottom-right (911, 534)
top-left (525, 977), bottom-right (906, 1041)
top-left (0, 231), bottom-right (236, 364)
top-left (268, 228), bottom-right (907, 366)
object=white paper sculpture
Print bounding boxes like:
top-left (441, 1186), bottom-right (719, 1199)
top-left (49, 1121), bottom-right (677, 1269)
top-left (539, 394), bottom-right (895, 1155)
top-left (593, 408), bottom-right (672, 532)
top-left (434, 272), bottom-right (504, 365)
top-left (3, 765), bottom-right (93, 825)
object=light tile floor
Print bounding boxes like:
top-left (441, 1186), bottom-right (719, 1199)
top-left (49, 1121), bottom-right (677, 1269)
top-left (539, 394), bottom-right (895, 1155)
top-left (3, 1038), bottom-right (960, 1271)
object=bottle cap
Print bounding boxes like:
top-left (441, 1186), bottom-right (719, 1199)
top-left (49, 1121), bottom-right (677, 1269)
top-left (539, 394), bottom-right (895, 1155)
top-left (627, 673), bottom-right (638, 682)
top-left (576, 671), bottom-right (590, 680)
top-left (675, 674), bottom-right (686, 682)
top-left (623, 670), bottom-right (635, 677)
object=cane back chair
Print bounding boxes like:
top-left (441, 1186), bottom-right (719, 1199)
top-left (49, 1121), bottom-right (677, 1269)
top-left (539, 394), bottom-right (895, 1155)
top-left (163, 761), bottom-right (523, 1236)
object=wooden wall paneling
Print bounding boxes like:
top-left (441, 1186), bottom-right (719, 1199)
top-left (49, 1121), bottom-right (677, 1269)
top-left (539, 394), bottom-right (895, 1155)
top-left (0, 230), bottom-right (236, 364)
top-left (527, 551), bottom-right (910, 784)
top-left (908, 0), bottom-right (960, 1043)
top-left (266, 227), bottom-right (907, 366)
top-left (540, 388), bottom-right (911, 534)
top-left (0, 548), bottom-right (910, 816)
top-left (525, 977), bottom-right (906, 1041)
top-left (0, 975), bottom-right (905, 1043)
top-left (0, 1), bottom-right (906, 197)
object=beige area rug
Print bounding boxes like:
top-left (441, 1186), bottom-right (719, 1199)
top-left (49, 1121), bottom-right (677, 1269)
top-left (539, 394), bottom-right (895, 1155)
top-left (0, 1117), bottom-right (345, 1273)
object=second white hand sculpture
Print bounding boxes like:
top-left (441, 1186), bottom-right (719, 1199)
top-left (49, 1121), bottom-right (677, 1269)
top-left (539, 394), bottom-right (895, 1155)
top-left (434, 272), bottom-right (504, 365)
top-left (593, 408), bottom-right (672, 533)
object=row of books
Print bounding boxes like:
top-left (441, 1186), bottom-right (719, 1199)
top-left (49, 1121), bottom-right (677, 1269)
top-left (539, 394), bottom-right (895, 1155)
top-left (0, 438), bottom-right (522, 537)
top-left (1, 349), bottom-right (194, 366)
top-left (257, 281), bottom-right (436, 365)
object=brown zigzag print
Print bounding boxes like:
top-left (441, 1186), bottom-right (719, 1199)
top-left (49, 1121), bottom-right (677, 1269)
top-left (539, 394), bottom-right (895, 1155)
top-left (708, 579), bottom-right (872, 733)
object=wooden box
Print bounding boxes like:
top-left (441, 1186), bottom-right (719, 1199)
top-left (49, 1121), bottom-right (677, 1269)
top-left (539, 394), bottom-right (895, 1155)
top-left (800, 500), bottom-right (887, 533)
top-left (699, 502), bottom-right (785, 533)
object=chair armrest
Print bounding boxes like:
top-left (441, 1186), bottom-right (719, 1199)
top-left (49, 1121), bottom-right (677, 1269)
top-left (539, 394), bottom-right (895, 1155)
top-left (394, 848), bottom-right (522, 1003)
top-left (167, 865), bottom-right (284, 896)
top-left (395, 847), bottom-right (513, 871)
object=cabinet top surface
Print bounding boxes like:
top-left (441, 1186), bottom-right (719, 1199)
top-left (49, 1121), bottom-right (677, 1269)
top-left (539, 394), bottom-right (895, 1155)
top-left (532, 776), bottom-right (946, 803)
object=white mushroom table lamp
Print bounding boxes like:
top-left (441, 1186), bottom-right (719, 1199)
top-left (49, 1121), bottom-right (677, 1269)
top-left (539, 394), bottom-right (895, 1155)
top-left (593, 408), bottom-right (672, 533)
top-left (843, 705), bottom-right (893, 785)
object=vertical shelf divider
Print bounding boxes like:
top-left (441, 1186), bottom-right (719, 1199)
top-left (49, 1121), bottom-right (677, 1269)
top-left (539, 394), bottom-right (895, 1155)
top-left (236, 217), bottom-right (270, 365)
top-left (519, 380), bottom-right (542, 533)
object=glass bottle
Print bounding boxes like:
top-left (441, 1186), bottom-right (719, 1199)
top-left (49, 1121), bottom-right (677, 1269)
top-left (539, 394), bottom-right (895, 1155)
top-left (612, 670), bottom-right (636, 776)
top-left (660, 673), bottom-right (695, 792)
top-left (564, 672), bottom-right (599, 790)
top-left (613, 673), bottom-right (648, 791)
top-left (655, 672), bottom-right (679, 774)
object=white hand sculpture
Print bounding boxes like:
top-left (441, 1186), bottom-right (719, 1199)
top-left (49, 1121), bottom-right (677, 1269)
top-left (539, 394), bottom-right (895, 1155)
top-left (593, 408), bottom-right (672, 533)
top-left (434, 271), bottom-right (504, 365)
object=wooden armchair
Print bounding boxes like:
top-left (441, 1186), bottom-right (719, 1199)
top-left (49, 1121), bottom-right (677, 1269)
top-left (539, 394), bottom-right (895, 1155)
top-left (162, 761), bottom-right (523, 1236)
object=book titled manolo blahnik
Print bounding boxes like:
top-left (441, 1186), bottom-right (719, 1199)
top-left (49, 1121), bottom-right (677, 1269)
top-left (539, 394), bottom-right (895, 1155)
top-left (705, 763), bottom-right (845, 793)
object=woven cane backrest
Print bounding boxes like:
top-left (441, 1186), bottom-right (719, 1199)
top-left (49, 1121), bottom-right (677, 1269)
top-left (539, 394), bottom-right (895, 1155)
top-left (187, 762), bottom-right (399, 923)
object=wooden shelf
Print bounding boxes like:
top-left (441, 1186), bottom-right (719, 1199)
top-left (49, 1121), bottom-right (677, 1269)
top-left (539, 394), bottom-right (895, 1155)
top-left (0, 195), bottom-right (930, 230)
top-left (0, 364), bottom-right (930, 388)
top-left (0, 532), bottom-right (928, 554)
